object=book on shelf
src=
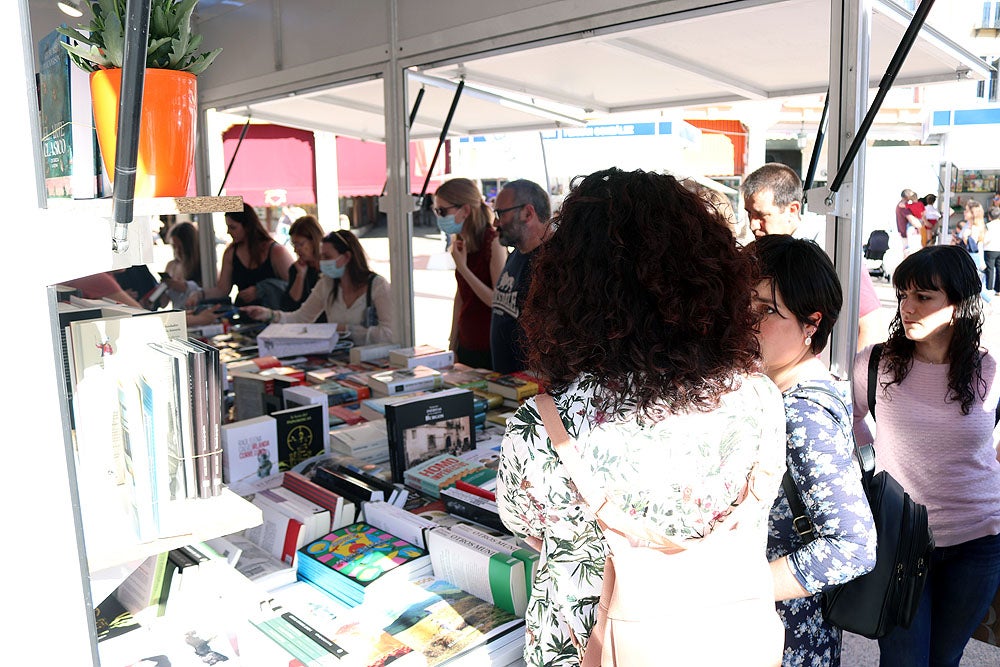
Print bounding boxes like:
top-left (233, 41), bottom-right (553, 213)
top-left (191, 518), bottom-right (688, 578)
top-left (441, 363), bottom-right (494, 390)
top-left (425, 525), bottom-right (527, 617)
top-left (439, 486), bottom-right (509, 534)
top-left (450, 522), bottom-right (539, 604)
top-left (283, 470), bottom-right (351, 531)
top-left (358, 391), bottom-right (426, 422)
top-left (111, 551), bottom-right (172, 621)
top-left (485, 370), bottom-right (543, 402)
top-left (221, 414), bottom-right (280, 496)
top-left (362, 499), bottom-right (438, 549)
top-left (296, 522), bottom-right (433, 607)
top-left (402, 453), bottom-right (492, 499)
top-left (93, 592), bottom-right (142, 645)
top-left (231, 370), bottom-right (298, 421)
top-left (313, 463), bottom-right (386, 509)
top-left (272, 402), bottom-right (326, 472)
top-left (350, 341), bottom-right (401, 364)
top-left (248, 591), bottom-right (424, 667)
top-left (329, 419), bottom-right (390, 464)
top-left (162, 338), bottom-right (217, 499)
top-left (388, 345), bottom-right (456, 370)
top-left (370, 575), bottom-right (525, 667)
top-left (365, 365), bottom-right (443, 397)
top-left (384, 387), bottom-right (477, 484)
top-left (329, 403), bottom-right (365, 427)
top-left (264, 485), bottom-right (333, 543)
top-left (206, 533), bottom-right (298, 591)
top-left (243, 491), bottom-right (310, 566)
top-left (257, 322), bottom-right (340, 358)
top-left (303, 379), bottom-right (361, 407)
top-left (145, 341), bottom-right (199, 501)
top-left (185, 337), bottom-right (226, 498)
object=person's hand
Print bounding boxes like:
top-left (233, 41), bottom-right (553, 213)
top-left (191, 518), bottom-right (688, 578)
top-left (449, 235), bottom-right (467, 266)
top-left (164, 276), bottom-right (186, 292)
top-left (237, 285), bottom-right (257, 304)
top-left (241, 305), bottom-right (271, 322)
top-left (185, 290), bottom-right (202, 308)
top-left (186, 306), bottom-right (221, 326)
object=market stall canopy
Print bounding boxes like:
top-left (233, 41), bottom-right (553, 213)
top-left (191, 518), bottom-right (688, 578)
top-left (211, 0), bottom-right (989, 143)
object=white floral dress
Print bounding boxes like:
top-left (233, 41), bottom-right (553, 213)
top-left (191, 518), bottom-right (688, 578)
top-left (496, 373), bottom-right (787, 667)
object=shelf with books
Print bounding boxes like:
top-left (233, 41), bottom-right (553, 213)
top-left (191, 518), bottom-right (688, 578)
top-left (85, 488), bottom-right (263, 576)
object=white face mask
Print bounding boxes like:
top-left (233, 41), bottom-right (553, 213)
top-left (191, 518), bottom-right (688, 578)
top-left (320, 258), bottom-right (345, 279)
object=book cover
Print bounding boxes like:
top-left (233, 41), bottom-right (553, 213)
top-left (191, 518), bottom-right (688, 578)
top-left (441, 364), bottom-right (494, 390)
top-left (231, 370), bottom-right (290, 421)
top-left (272, 403), bottom-right (326, 472)
top-left (313, 464), bottom-right (386, 505)
top-left (329, 403), bottom-right (365, 426)
top-left (450, 522), bottom-right (539, 605)
top-left (365, 365), bottom-right (443, 396)
top-left (384, 388), bottom-right (477, 484)
top-left (264, 486), bottom-right (332, 543)
top-left (93, 593), bottom-right (141, 643)
top-left (402, 453), bottom-right (491, 499)
top-left (185, 337), bottom-right (225, 497)
top-left (485, 370), bottom-right (543, 401)
top-left (221, 415), bottom-right (280, 496)
top-left (307, 380), bottom-right (360, 406)
top-left (147, 341), bottom-right (198, 501)
top-left (257, 322), bottom-right (340, 358)
top-left (163, 339), bottom-right (212, 499)
top-left (362, 500), bottom-right (437, 549)
top-left (372, 576), bottom-right (525, 667)
top-left (282, 384), bottom-right (332, 451)
top-left (425, 526), bottom-right (528, 616)
top-left (38, 30), bottom-right (73, 199)
top-left (211, 533), bottom-right (297, 591)
top-left (243, 492), bottom-right (310, 566)
top-left (296, 523), bottom-right (432, 607)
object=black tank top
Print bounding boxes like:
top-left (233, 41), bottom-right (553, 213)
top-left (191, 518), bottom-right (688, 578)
top-left (231, 241), bottom-right (279, 290)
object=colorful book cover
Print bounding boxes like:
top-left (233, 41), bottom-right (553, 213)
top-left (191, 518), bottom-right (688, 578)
top-left (38, 30), bottom-right (72, 198)
top-left (384, 388), bottom-right (477, 484)
top-left (485, 370), bottom-right (543, 401)
top-left (296, 522), bottom-right (429, 592)
top-left (402, 453), bottom-right (491, 499)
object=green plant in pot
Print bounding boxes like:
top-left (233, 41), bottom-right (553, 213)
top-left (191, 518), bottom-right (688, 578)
top-left (56, 0), bottom-right (222, 198)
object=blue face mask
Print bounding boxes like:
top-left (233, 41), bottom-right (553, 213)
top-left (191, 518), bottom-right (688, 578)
top-left (320, 258), bottom-right (345, 279)
top-left (436, 214), bottom-right (463, 236)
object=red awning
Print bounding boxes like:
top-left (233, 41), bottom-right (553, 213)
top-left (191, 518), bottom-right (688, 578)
top-left (221, 124), bottom-right (317, 206)
top-left (683, 119), bottom-right (748, 176)
top-left (336, 136), bottom-right (443, 197)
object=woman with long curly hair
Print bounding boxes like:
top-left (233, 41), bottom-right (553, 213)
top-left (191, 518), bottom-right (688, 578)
top-left (496, 168), bottom-right (788, 666)
top-left (853, 244), bottom-right (1000, 666)
top-left (433, 178), bottom-right (506, 368)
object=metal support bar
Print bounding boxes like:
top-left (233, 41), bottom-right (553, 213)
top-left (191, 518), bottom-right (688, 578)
top-left (828, 0), bottom-right (936, 194)
top-left (419, 79), bottom-right (464, 202)
top-left (381, 86), bottom-right (425, 197)
top-left (111, 0), bottom-right (152, 252)
top-left (803, 90), bottom-right (830, 197)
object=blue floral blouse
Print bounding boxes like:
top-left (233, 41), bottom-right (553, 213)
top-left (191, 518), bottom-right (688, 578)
top-left (496, 373), bottom-right (787, 667)
top-left (767, 380), bottom-right (877, 667)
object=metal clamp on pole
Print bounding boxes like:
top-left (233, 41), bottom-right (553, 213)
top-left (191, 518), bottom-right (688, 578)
top-left (805, 183), bottom-right (852, 218)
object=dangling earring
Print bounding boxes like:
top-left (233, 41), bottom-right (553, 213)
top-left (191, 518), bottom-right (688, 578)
top-left (804, 335), bottom-right (812, 348)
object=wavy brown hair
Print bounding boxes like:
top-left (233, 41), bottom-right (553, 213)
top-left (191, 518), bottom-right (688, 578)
top-left (522, 167), bottom-right (762, 420)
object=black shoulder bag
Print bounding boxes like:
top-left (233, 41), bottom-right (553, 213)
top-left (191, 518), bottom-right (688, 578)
top-left (781, 349), bottom-right (934, 639)
top-left (362, 273), bottom-right (378, 327)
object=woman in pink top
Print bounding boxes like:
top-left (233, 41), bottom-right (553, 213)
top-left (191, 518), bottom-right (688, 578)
top-left (853, 244), bottom-right (1000, 667)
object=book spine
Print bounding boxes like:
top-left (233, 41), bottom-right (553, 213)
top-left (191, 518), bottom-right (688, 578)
top-left (441, 488), bottom-right (508, 533)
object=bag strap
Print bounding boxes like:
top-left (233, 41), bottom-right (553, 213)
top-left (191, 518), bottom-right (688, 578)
top-left (868, 343), bottom-right (882, 422)
top-left (366, 272), bottom-right (375, 309)
top-left (535, 392), bottom-right (760, 551)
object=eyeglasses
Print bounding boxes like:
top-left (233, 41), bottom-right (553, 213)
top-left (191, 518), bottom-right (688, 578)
top-left (434, 205), bottom-right (459, 217)
top-left (493, 204), bottom-right (526, 220)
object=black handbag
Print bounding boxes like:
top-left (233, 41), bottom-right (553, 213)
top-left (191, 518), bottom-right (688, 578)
top-left (781, 360), bottom-right (934, 639)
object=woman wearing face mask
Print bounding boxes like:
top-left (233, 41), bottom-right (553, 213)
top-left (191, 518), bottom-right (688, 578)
top-left (434, 178), bottom-right (507, 369)
top-left (242, 229), bottom-right (394, 345)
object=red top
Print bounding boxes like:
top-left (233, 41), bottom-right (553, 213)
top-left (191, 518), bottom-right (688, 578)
top-left (455, 225), bottom-right (497, 353)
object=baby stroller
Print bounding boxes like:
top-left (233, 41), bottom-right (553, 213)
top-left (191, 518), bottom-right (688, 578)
top-left (863, 229), bottom-right (891, 282)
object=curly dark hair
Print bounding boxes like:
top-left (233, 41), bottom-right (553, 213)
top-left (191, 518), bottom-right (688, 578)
top-left (521, 167), bottom-right (762, 420)
top-left (883, 244), bottom-right (985, 415)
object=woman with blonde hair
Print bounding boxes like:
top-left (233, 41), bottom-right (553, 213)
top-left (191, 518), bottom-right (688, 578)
top-left (434, 178), bottom-right (506, 368)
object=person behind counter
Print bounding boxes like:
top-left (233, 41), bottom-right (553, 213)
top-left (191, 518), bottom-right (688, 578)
top-left (282, 215), bottom-right (325, 319)
top-left (156, 221), bottom-right (203, 309)
top-left (242, 229), bottom-right (393, 344)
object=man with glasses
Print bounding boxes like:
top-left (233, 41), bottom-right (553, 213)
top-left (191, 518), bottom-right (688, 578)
top-left (490, 179), bottom-right (552, 373)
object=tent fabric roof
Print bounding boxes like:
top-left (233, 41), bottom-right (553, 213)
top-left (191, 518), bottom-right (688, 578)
top-left (221, 123), bottom-right (316, 206)
top-left (220, 0), bottom-right (990, 145)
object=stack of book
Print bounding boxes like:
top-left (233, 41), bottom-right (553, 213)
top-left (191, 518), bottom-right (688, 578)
top-left (403, 453), bottom-right (493, 499)
top-left (383, 387), bottom-right (477, 484)
top-left (329, 419), bottom-right (390, 465)
top-left (295, 522), bottom-right (433, 607)
top-left (486, 370), bottom-right (544, 409)
top-left (365, 365), bottom-right (443, 397)
top-left (388, 345), bottom-right (456, 370)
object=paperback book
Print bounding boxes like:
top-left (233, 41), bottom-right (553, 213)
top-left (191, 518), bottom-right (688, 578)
top-left (272, 402), bottom-right (326, 472)
top-left (365, 365), bottom-right (443, 396)
top-left (384, 387), bottom-right (477, 484)
top-left (221, 414), bottom-right (279, 496)
top-left (296, 522), bottom-right (432, 607)
top-left (485, 370), bottom-right (543, 402)
top-left (388, 345), bottom-right (456, 370)
top-left (402, 453), bottom-right (492, 499)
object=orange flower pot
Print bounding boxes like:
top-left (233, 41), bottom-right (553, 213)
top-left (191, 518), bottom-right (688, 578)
top-left (90, 68), bottom-right (197, 199)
